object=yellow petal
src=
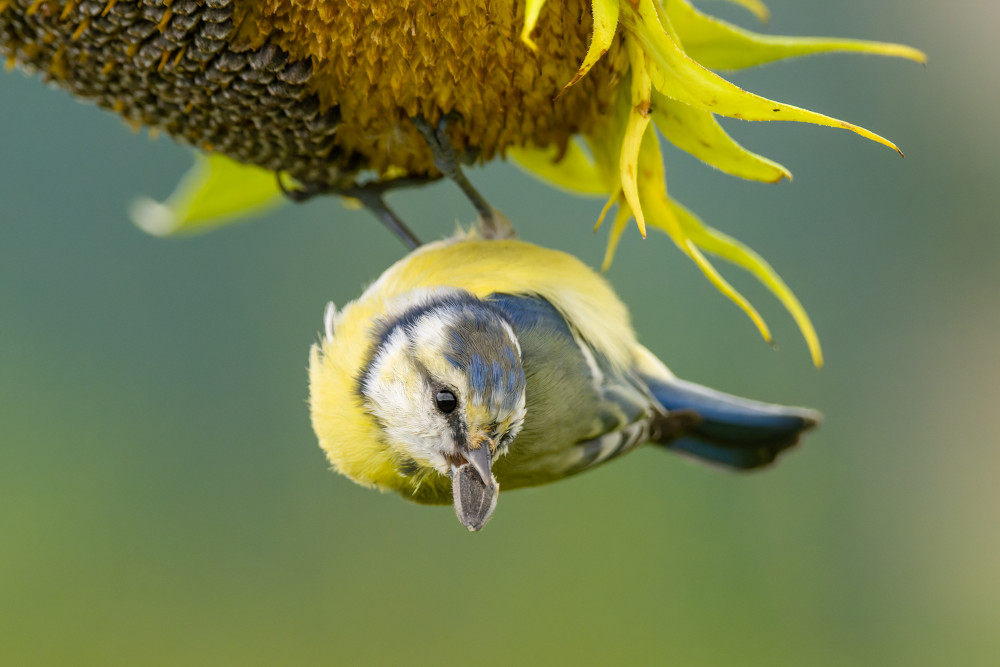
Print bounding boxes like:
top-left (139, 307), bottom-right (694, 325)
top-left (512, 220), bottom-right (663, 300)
top-left (130, 152), bottom-right (283, 236)
top-left (645, 194), bottom-right (774, 345)
top-left (668, 198), bottom-right (823, 366)
top-left (651, 91), bottom-right (791, 182)
top-left (620, 113), bottom-right (652, 238)
top-left (600, 198), bottom-right (633, 271)
top-left (669, 0), bottom-right (926, 70)
top-left (620, 38), bottom-right (653, 238)
top-left (623, 0), bottom-right (903, 154)
top-left (562, 0), bottom-right (619, 91)
top-left (520, 0), bottom-right (547, 51)
top-left (720, 0), bottom-right (770, 23)
top-left (594, 191), bottom-right (621, 231)
top-left (633, 126), bottom-right (774, 345)
top-left (507, 141), bottom-right (608, 196)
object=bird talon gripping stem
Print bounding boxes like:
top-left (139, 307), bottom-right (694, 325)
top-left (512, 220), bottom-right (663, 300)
top-left (411, 114), bottom-right (505, 239)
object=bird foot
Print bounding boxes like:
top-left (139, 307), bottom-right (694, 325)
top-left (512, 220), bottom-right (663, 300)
top-left (412, 114), bottom-right (514, 240)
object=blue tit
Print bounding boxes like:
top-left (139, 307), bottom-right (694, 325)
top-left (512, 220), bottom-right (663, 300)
top-left (309, 233), bottom-right (820, 531)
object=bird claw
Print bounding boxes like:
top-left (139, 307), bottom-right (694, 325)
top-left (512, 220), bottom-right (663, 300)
top-left (412, 113), bottom-right (513, 240)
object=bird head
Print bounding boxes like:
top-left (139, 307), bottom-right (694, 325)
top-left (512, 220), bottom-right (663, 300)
top-left (359, 290), bottom-right (526, 531)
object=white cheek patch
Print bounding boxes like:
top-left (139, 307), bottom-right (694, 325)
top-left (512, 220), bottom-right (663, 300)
top-left (361, 329), bottom-right (454, 474)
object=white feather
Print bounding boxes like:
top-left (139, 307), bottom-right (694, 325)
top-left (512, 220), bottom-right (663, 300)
top-left (323, 301), bottom-right (338, 342)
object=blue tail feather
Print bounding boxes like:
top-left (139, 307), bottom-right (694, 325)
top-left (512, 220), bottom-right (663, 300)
top-left (644, 375), bottom-right (820, 470)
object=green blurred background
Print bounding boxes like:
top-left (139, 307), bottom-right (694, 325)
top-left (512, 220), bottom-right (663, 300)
top-left (1, 1), bottom-right (996, 664)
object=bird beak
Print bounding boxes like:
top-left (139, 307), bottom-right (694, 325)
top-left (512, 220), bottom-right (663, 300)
top-left (450, 440), bottom-right (498, 532)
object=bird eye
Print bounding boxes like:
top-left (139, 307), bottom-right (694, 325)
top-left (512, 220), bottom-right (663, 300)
top-left (435, 389), bottom-right (458, 414)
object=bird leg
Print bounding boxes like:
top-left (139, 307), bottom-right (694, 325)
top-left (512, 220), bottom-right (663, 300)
top-left (278, 173), bottom-right (432, 250)
top-left (347, 187), bottom-right (423, 250)
top-left (411, 114), bottom-right (515, 240)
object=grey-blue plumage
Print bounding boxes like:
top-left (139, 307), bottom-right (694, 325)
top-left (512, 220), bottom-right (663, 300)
top-left (485, 293), bottom-right (818, 484)
top-left (644, 375), bottom-right (819, 469)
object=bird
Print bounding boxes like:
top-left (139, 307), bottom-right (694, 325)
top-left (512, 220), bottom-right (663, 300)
top-left (308, 229), bottom-right (820, 531)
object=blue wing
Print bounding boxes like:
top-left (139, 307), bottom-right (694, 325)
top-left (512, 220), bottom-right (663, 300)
top-left (642, 372), bottom-right (820, 469)
top-left (487, 293), bottom-right (657, 482)
top-left (488, 293), bottom-right (819, 480)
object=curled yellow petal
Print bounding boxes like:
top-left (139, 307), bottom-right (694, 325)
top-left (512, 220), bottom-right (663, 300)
top-left (651, 91), bottom-right (791, 182)
top-left (720, 0), bottom-right (770, 23)
top-left (594, 191), bottom-right (621, 232)
top-left (669, 198), bottom-right (823, 366)
top-left (632, 122), bottom-right (774, 346)
top-left (600, 197), bottom-right (633, 271)
top-left (646, 192), bottom-right (774, 345)
top-left (520, 0), bottom-right (546, 51)
top-left (620, 38), bottom-right (653, 238)
top-left (669, 0), bottom-right (926, 70)
top-left (569, 0), bottom-right (916, 364)
top-left (563, 0), bottom-right (619, 91)
top-left (623, 0), bottom-right (903, 154)
top-left (130, 152), bottom-right (283, 236)
top-left (620, 113), bottom-right (652, 238)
